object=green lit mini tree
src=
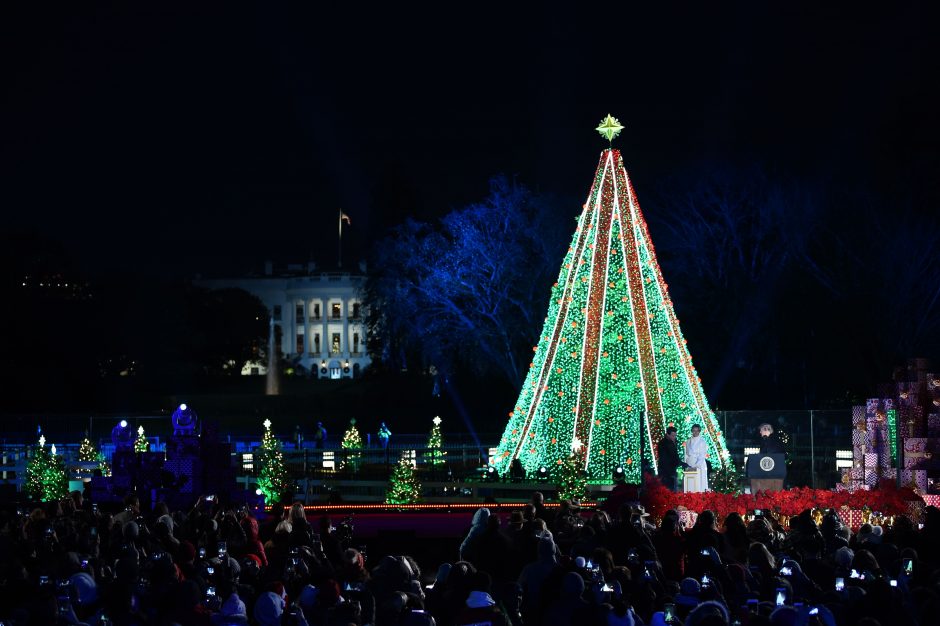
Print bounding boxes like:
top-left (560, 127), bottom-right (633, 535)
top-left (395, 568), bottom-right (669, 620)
top-left (134, 426), bottom-right (149, 453)
top-left (386, 454), bottom-right (422, 505)
top-left (340, 418), bottom-right (363, 470)
top-left (255, 419), bottom-right (292, 504)
top-left (26, 435), bottom-right (68, 502)
top-left (495, 116), bottom-right (730, 483)
top-left (427, 416), bottom-right (446, 466)
top-left (553, 440), bottom-right (588, 501)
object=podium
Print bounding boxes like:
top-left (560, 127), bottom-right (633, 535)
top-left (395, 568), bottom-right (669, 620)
top-left (747, 453), bottom-right (786, 492)
top-left (683, 469), bottom-right (705, 493)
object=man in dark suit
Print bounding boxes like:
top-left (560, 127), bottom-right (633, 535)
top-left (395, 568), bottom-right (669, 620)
top-left (758, 423), bottom-right (785, 454)
top-left (657, 426), bottom-right (682, 491)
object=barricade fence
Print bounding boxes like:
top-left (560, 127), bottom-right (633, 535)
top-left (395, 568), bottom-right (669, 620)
top-left (0, 409), bottom-right (855, 492)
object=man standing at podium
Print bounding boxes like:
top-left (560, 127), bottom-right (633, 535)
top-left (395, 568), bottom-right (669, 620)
top-left (758, 423), bottom-right (785, 454)
top-left (684, 424), bottom-right (709, 492)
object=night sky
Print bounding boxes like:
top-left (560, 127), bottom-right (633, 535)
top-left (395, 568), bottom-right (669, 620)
top-left (2, 3), bottom-right (938, 279)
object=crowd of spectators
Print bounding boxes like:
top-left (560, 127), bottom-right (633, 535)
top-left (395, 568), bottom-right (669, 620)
top-left (2, 488), bottom-right (940, 626)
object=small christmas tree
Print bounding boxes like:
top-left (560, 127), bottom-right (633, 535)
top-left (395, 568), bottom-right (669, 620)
top-left (255, 419), bottom-right (292, 504)
top-left (710, 460), bottom-right (742, 494)
top-left (340, 418), bottom-right (363, 469)
top-left (427, 416), bottom-right (446, 466)
top-left (26, 435), bottom-right (68, 502)
top-left (386, 454), bottom-right (422, 504)
top-left (78, 434), bottom-right (97, 462)
top-left (77, 432), bottom-right (111, 477)
top-left (553, 440), bottom-right (588, 501)
top-left (134, 426), bottom-right (149, 453)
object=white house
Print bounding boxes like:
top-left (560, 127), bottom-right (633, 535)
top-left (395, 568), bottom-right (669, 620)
top-left (197, 261), bottom-right (370, 379)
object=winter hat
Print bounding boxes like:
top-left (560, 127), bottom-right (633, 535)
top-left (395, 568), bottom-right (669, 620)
top-left (123, 521), bottom-right (139, 540)
top-left (298, 585), bottom-right (319, 609)
top-left (157, 514), bottom-right (174, 533)
top-left (69, 572), bottom-right (98, 605)
top-left (253, 592), bottom-right (285, 626)
top-left (574, 556), bottom-right (587, 569)
top-left (834, 546), bottom-right (855, 568)
top-left (769, 605), bottom-right (798, 626)
top-left (434, 563), bottom-right (452, 585)
top-left (221, 592), bottom-right (247, 617)
top-left (243, 553), bottom-right (262, 569)
top-left (685, 600), bottom-right (730, 626)
top-left (868, 525), bottom-right (883, 544)
top-left (675, 577), bottom-right (701, 606)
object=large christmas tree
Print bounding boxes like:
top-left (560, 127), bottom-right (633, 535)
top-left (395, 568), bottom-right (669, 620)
top-left (494, 116), bottom-right (730, 483)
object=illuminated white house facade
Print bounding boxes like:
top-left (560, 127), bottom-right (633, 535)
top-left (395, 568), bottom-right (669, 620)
top-left (197, 262), bottom-right (369, 379)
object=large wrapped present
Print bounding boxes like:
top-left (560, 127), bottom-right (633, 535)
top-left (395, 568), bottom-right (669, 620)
top-left (843, 509), bottom-right (866, 529)
top-left (852, 405), bottom-right (866, 427)
top-left (903, 438), bottom-right (939, 469)
top-left (852, 428), bottom-right (868, 451)
top-left (922, 494), bottom-right (940, 508)
top-left (929, 414), bottom-right (940, 438)
top-left (900, 469), bottom-right (928, 491)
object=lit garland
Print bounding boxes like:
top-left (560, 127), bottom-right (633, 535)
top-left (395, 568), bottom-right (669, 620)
top-left (494, 148), bottom-right (730, 482)
top-left (427, 416), bottom-right (446, 466)
top-left (134, 426), bottom-right (149, 453)
top-left (26, 435), bottom-right (68, 502)
top-left (385, 454), bottom-right (422, 505)
top-left (255, 419), bottom-right (293, 505)
top-left (340, 418), bottom-right (363, 469)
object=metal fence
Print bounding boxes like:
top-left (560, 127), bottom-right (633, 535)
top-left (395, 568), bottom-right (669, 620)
top-left (1, 409), bottom-right (855, 492)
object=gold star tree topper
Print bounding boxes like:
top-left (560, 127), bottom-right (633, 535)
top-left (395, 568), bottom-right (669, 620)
top-left (596, 114), bottom-right (624, 143)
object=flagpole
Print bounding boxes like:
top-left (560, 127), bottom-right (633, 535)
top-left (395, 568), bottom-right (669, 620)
top-left (338, 208), bottom-right (342, 268)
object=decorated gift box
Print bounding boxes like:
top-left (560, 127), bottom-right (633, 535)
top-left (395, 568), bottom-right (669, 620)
top-left (900, 469), bottom-right (928, 491)
top-left (929, 414), bottom-right (940, 438)
top-left (922, 494), bottom-right (940, 508)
